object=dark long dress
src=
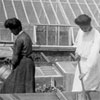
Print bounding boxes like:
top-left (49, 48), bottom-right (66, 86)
top-left (0, 31), bottom-right (35, 93)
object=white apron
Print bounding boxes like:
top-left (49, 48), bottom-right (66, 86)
top-left (72, 28), bottom-right (100, 92)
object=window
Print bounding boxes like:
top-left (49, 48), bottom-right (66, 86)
top-left (36, 25), bottom-right (73, 46)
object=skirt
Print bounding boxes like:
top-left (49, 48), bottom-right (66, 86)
top-left (0, 56), bottom-right (35, 93)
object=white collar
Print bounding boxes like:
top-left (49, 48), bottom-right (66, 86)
top-left (18, 30), bottom-right (23, 36)
top-left (15, 31), bottom-right (23, 41)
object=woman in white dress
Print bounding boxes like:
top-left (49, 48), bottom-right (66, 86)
top-left (72, 14), bottom-right (100, 93)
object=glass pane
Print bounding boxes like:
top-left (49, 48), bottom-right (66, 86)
top-left (60, 0), bottom-right (67, 2)
top-left (4, 0), bottom-right (15, 18)
top-left (36, 25), bottom-right (46, 45)
top-left (51, 0), bottom-right (57, 2)
top-left (42, 0), bottom-right (49, 2)
top-left (24, 1), bottom-right (38, 24)
top-left (48, 26), bottom-right (57, 45)
top-left (32, 0), bottom-right (40, 1)
top-left (70, 4), bottom-right (82, 17)
top-left (0, 0), bottom-right (6, 22)
top-left (14, 1), bottom-right (28, 23)
top-left (43, 2), bottom-right (58, 24)
top-left (77, 0), bottom-right (85, 3)
top-left (33, 2), bottom-right (48, 24)
top-left (88, 4), bottom-right (99, 26)
top-left (86, 0), bottom-right (94, 4)
top-left (0, 28), bottom-right (11, 41)
top-left (59, 26), bottom-right (69, 45)
top-left (95, 0), bottom-right (100, 4)
top-left (61, 2), bottom-right (75, 25)
top-left (52, 3), bottom-right (67, 24)
top-left (69, 0), bottom-right (76, 3)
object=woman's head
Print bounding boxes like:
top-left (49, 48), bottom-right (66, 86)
top-left (4, 18), bottom-right (22, 35)
top-left (75, 14), bottom-right (92, 32)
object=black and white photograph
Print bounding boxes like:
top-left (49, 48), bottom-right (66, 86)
top-left (0, 0), bottom-right (100, 100)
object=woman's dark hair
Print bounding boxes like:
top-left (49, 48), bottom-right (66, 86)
top-left (75, 14), bottom-right (91, 26)
top-left (4, 17), bottom-right (22, 30)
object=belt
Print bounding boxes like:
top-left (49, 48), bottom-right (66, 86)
top-left (21, 54), bottom-right (34, 61)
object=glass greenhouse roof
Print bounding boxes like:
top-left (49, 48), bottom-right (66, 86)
top-left (0, 0), bottom-right (100, 26)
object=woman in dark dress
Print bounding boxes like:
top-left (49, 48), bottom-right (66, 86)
top-left (0, 18), bottom-right (35, 93)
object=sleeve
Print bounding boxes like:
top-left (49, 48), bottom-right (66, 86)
top-left (73, 29), bottom-right (81, 47)
top-left (83, 32), bottom-right (100, 74)
top-left (74, 29), bottom-right (82, 55)
top-left (12, 38), bottom-right (23, 66)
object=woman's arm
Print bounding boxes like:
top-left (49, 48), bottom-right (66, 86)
top-left (12, 38), bottom-right (23, 67)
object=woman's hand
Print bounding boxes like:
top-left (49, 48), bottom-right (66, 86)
top-left (79, 73), bottom-right (85, 80)
top-left (4, 58), bottom-right (12, 64)
top-left (70, 53), bottom-right (81, 61)
top-left (75, 53), bottom-right (81, 61)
